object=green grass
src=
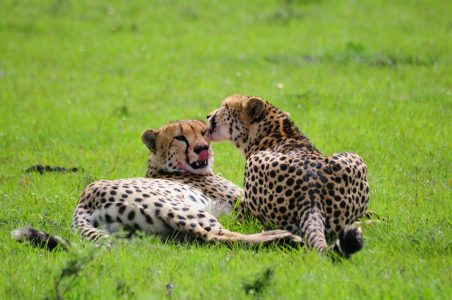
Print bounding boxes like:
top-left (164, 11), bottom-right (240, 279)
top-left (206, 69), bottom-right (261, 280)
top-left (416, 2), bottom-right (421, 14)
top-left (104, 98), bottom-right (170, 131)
top-left (0, 0), bottom-right (450, 299)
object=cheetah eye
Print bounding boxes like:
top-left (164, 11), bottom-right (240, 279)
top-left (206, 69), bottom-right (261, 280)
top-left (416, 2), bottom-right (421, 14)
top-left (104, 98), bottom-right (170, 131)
top-left (174, 135), bottom-right (187, 142)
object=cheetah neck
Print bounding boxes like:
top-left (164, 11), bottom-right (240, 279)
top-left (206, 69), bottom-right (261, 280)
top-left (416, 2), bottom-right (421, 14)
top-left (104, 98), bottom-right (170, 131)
top-left (145, 159), bottom-right (162, 178)
top-left (145, 163), bottom-right (242, 208)
top-left (145, 158), bottom-right (214, 178)
top-left (242, 113), bottom-right (319, 157)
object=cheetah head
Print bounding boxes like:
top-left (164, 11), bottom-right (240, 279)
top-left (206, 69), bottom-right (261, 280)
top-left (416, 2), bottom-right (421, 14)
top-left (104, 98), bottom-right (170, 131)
top-left (207, 94), bottom-right (297, 156)
top-left (206, 95), bottom-right (274, 154)
top-left (142, 120), bottom-right (213, 175)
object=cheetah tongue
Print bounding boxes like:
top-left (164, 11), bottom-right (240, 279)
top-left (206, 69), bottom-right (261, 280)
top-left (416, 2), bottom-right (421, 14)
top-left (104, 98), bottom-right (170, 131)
top-left (197, 150), bottom-right (209, 162)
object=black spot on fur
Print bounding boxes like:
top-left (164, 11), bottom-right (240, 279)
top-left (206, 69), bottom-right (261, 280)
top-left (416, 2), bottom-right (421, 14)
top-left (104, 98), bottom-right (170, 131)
top-left (105, 214), bottom-right (112, 223)
top-left (118, 205), bottom-right (126, 214)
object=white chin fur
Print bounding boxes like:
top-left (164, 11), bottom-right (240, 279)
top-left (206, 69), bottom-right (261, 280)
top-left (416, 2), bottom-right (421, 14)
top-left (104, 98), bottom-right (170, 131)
top-left (210, 126), bottom-right (231, 141)
top-left (187, 167), bottom-right (211, 175)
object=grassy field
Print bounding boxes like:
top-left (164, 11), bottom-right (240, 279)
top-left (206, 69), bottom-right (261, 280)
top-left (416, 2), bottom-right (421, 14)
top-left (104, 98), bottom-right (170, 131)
top-left (0, 0), bottom-right (450, 299)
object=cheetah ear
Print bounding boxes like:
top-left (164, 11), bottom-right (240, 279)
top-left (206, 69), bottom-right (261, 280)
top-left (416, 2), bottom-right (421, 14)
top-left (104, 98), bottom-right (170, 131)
top-left (244, 97), bottom-right (265, 123)
top-left (141, 129), bottom-right (159, 152)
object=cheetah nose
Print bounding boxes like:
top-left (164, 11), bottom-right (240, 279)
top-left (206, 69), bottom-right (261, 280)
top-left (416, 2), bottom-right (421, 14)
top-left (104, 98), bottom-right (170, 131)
top-left (194, 144), bottom-right (209, 154)
top-left (194, 144), bottom-right (209, 161)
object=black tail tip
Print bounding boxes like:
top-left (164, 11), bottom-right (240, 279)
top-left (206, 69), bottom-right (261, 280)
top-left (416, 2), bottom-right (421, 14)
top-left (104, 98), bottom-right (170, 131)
top-left (338, 226), bottom-right (363, 258)
top-left (12, 227), bottom-right (68, 251)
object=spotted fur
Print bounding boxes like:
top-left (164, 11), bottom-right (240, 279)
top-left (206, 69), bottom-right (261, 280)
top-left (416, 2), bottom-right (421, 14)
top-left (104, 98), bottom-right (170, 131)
top-left (207, 95), bottom-right (369, 257)
top-left (71, 120), bottom-right (301, 245)
top-left (13, 120), bottom-right (302, 249)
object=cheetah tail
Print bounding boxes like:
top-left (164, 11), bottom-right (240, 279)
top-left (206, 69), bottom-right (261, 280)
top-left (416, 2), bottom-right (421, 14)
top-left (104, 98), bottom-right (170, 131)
top-left (332, 226), bottom-right (363, 258)
top-left (11, 227), bottom-right (70, 251)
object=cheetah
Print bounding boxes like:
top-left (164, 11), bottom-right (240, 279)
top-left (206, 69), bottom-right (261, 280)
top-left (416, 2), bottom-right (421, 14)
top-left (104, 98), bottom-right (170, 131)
top-left (13, 120), bottom-right (302, 249)
top-left (207, 95), bottom-right (369, 257)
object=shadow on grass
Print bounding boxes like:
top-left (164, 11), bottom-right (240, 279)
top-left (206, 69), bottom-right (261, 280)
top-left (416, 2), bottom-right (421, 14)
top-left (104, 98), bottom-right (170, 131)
top-left (243, 268), bottom-right (274, 298)
top-left (268, 0), bottom-right (323, 24)
top-left (265, 42), bottom-right (438, 67)
top-left (53, 247), bottom-right (99, 300)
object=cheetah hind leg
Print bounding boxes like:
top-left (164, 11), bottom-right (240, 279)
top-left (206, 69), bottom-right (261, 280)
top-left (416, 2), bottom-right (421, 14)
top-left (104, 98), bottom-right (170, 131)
top-left (206, 229), bottom-right (303, 246)
top-left (157, 209), bottom-right (303, 246)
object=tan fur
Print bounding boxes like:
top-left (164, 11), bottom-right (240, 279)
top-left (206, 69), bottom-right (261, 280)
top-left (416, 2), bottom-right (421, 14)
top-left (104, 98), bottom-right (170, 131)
top-left (207, 95), bottom-right (369, 256)
top-left (72, 120), bottom-right (302, 245)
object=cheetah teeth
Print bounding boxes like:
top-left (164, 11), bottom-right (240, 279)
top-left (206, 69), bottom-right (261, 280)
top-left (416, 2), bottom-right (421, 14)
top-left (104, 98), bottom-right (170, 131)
top-left (191, 159), bottom-right (208, 169)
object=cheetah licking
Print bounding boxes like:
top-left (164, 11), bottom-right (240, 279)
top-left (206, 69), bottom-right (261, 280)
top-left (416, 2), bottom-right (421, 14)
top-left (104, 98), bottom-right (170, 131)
top-left (13, 120), bottom-right (301, 249)
top-left (207, 95), bottom-right (369, 257)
